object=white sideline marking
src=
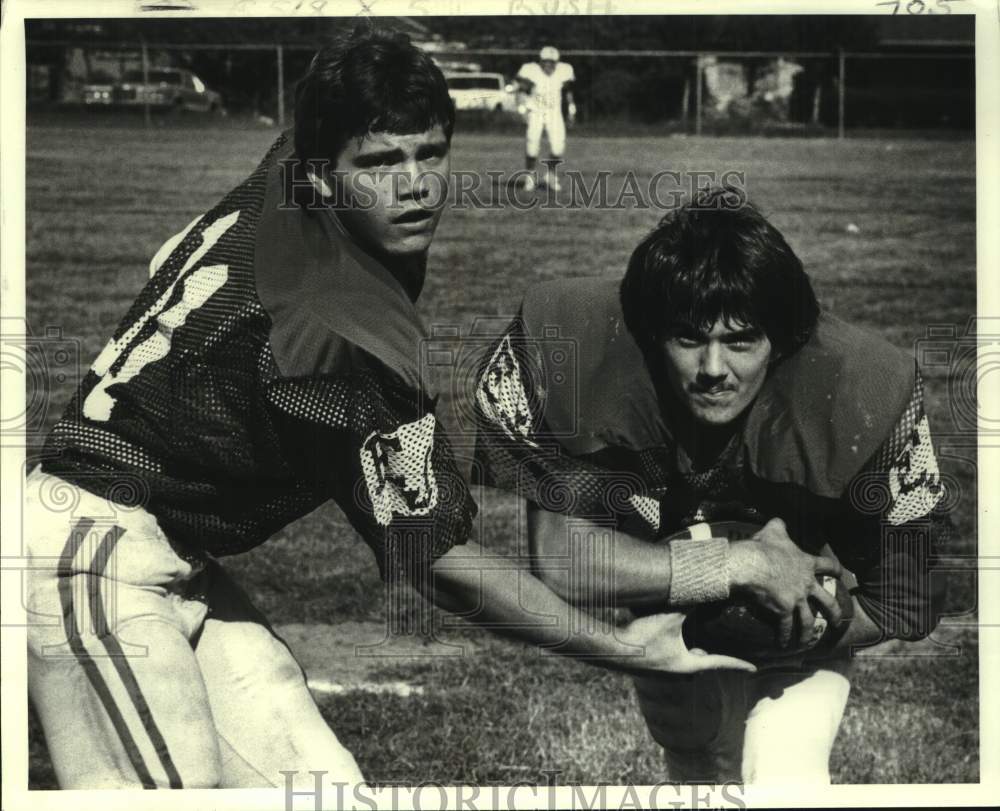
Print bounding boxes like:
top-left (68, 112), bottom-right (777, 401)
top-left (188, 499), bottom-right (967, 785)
top-left (307, 679), bottom-right (425, 697)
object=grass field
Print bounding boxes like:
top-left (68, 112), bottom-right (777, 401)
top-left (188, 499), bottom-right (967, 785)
top-left (23, 119), bottom-right (978, 786)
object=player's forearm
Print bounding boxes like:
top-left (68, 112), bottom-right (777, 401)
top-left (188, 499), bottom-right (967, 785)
top-left (425, 543), bottom-right (652, 668)
top-left (537, 539), bottom-right (678, 607)
top-left (529, 507), bottom-right (677, 607)
top-left (529, 507), bottom-right (739, 609)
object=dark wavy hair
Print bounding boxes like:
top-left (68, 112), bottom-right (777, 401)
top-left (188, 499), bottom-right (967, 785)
top-left (294, 24), bottom-right (455, 168)
top-left (620, 187), bottom-right (820, 360)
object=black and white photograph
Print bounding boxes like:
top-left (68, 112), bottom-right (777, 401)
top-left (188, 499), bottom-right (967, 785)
top-left (1, 0), bottom-right (996, 808)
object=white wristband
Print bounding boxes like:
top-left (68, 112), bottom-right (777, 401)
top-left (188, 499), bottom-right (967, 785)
top-left (668, 537), bottom-right (731, 605)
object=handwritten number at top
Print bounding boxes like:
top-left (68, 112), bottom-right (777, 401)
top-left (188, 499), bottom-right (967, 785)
top-left (876, 0), bottom-right (959, 14)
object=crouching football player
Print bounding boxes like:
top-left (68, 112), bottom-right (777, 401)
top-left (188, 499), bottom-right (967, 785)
top-left (472, 187), bottom-right (949, 784)
top-left (25, 30), bottom-right (778, 791)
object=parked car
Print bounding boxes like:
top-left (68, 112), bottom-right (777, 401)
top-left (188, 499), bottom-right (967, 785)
top-left (445, 72), bottom-right (518, 115)
top-left (83, 68), bottom-right (222, 113)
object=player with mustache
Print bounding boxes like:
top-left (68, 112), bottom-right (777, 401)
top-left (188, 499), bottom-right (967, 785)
top-left (472, 187), bottom-right (949, 783)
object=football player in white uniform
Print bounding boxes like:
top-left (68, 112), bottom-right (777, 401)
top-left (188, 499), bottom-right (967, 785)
top-left (516, 45), bottom-right (576, 192)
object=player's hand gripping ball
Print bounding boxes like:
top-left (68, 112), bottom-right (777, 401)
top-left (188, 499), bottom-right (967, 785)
top-left (672, 521), bottom-right (854, 661)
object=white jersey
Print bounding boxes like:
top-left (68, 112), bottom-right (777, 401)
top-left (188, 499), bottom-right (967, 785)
top-left (517, 61), bottom-right (574, 116)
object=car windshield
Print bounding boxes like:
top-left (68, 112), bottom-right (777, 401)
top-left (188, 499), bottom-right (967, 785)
top-left (447, 76), bottom-right (502, 90)
top-left (123, 70), bottom-right (182, 84)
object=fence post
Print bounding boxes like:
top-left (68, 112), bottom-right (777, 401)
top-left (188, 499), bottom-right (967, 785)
top-left (141, 38), bottom-right (150, 129)
top-left (694, 54), bottom-right (703, 136)
top-left (276, 43), bottom-right (285, 127)
top-left (837, 48), bottom-right (845, 140)
top-left (681, 76), bottom-right (690, 129)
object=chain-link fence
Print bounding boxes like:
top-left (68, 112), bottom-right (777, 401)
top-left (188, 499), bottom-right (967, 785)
top-left (25, 39), bottom-right (974, 135)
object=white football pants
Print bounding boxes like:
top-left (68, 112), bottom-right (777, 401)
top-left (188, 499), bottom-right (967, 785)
top-left (633, 657), bottom-right (853, 784)
top-left (525, 111), bottom-right (567, 158)
top-left (25, 468), bottom-right (364, 789)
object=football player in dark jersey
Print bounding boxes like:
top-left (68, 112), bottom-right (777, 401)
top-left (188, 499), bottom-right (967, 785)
top-left (473, 187), bottom-right (949, 784)
top-left (25, 30), bottom-right (789, 790)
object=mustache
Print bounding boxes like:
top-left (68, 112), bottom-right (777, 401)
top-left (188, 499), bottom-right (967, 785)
top-left (392, 208), bottom-right (435, 224)
top-left (690, 383), bottom-right (736, 394)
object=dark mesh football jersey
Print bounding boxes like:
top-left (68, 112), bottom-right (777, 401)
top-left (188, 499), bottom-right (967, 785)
top-left (472, 278), bottom-right (950, 639)
top-left (42, 133), bottom-right (474, 580)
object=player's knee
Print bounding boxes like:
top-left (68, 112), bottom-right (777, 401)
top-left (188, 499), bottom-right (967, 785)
top-left (172, 750), bottom-right (223, 788)
top-left (145, 714), bottom-right (222, 788)
top-left (280, 723), bottom-right (366, 786)
top-left (741, 731), bottom-right (832, 785)
top-left (281, 755), bottom-right (364, 792)
top-left (322, 745), bottom-right (365, 786)
top-left (54, 746), bottom-right (222, 789)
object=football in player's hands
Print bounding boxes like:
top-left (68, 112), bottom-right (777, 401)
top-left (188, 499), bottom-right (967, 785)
top-left (667, 521), bottom-right (854, 661)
